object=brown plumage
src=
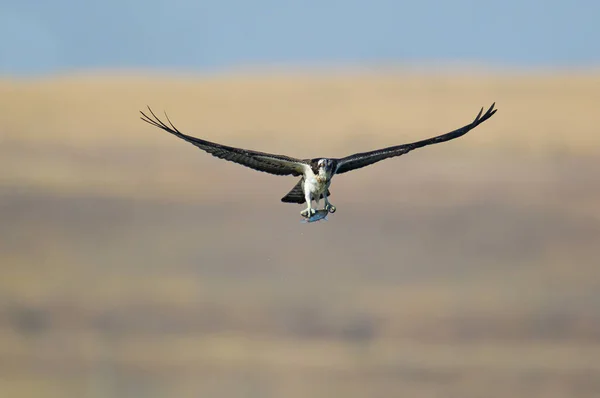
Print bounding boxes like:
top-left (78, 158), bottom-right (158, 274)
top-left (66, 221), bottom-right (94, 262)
top-left (140, 103), bottom-right (497, 216)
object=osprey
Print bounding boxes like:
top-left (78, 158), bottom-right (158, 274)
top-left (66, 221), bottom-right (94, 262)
top-left (140, 103), bottom-right (496, 217)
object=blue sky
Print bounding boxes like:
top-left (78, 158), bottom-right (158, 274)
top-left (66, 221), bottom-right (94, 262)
top-left (1, 0), bottom-right (598, 75)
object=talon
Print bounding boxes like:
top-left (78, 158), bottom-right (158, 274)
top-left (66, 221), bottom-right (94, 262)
top-left (301, 208), bottom-right (316, 217)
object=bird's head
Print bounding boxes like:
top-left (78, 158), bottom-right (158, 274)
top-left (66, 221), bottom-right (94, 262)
top-left (317, 158), bottom-right (334, 176)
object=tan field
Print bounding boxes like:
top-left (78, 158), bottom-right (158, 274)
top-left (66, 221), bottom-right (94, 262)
top-left (1, 70), bottom-right (600, 397)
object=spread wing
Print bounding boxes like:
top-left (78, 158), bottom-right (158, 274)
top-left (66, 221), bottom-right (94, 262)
top-left (140, 107), bottom-right (309, 177)
top-left (335, 103), bottom-right (497, 174)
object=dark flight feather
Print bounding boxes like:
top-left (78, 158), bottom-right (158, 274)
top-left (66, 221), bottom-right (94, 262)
top-left (140, 107), bottom-right (309, 177)
top-left (335, 103), bottom-right (497, 174)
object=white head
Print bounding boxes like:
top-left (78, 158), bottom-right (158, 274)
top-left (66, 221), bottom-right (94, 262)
top-left (317, 158), bottom-right (334, 176)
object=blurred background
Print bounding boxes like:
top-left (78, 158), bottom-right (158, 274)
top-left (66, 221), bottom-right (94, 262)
top-left (1, 1), bottom-right (600, 397)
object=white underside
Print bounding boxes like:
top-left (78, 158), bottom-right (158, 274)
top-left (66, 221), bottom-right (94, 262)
top-left (303, 168), bottom-right (330, 203)
top-left (299, 164), bottom-right (336, 217)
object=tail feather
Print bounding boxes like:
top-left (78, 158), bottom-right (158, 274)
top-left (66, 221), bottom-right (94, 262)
top-left (281, 179), bottom-right (305, 203)
top-left (281, 179), bottom-right (330, 204)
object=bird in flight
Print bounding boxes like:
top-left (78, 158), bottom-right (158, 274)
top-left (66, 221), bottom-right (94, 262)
top-left (140, 103), bottom-right (496, 218)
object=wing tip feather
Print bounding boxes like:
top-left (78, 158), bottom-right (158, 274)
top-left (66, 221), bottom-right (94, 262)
top-left (473, 102), bottom-right (497, 126)
top-left (139, 106), bottom-right (185, 137)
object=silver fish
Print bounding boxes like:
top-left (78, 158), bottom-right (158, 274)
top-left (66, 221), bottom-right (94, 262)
top-left (301, 209), bottom-right (329, 223)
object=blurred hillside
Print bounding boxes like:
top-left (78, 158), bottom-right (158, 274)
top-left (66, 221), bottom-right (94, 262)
top-left (1, 71), bottom-right (599, 398)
